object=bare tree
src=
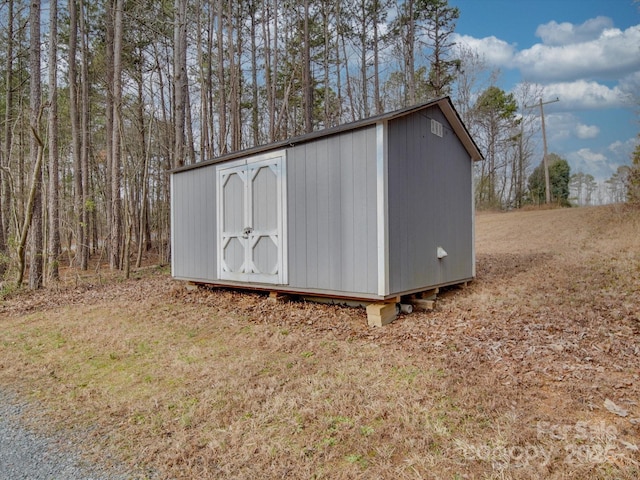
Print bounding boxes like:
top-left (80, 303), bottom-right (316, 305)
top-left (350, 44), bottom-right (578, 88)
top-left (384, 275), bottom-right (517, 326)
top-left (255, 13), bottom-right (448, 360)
top-left (228, 0), bottom-right (242, 151)
top-left (216, 0), bottom-right (228, 154)
top-left (69, 0), bottom-right (86, 270)
top-left (105, 0), bottom-right (115, 261)
top-left (303, 0), bottom-right (313, 133)
top-left (319, 1), bottom-right (332, 126)
top-left (372, 0), bottom-right (390, 114)
top-left (173, 0), bottom-right (187, 167)
top-left (262, 0), bottom-right (275, 142)
top-left (0, 0), bottom-right (15, 276)
top-left (110, 0), bottom-right (124, 269)
top-left (512, 82), bottom-right (544, 207)
top-left (79, 0), bottom-right (91, 266)
top-left (249, 0), bottom-right (260, 145)
top-left (474, 86), bottom-right (518, 208)
top-left (47, 0), bottom-right (61, 281)
top-left (27, 0), bottom-right (43, 289)
top-left (451, 45), bottom-right (490, 127)
top-left (355, 0), bottom-right (371, 118)
top-left (196, 0), bottom-right (213, 160)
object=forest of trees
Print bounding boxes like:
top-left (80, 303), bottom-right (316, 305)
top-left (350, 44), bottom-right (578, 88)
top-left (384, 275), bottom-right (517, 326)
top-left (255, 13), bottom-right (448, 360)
top-left (0, 0), bottom-right (634, 290)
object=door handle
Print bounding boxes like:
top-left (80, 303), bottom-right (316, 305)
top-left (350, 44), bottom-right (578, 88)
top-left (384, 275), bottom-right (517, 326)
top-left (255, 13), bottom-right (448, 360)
top-left (242, 227), bottom-right (253, 238)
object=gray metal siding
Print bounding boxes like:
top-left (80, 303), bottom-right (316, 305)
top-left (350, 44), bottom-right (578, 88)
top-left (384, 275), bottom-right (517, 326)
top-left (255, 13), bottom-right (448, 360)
top-left (388, 107), bottom-right (473, 293)
top-left (287, 127), bottom-right (378, 295)
top-left (171, 168), bottom-right (217, 281)
top-left (171, 103), bottom-right (473, 298)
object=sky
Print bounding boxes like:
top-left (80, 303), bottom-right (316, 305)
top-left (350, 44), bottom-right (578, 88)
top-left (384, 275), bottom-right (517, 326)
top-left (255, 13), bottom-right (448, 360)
top-left (449, 0), bottom-right (640, 182)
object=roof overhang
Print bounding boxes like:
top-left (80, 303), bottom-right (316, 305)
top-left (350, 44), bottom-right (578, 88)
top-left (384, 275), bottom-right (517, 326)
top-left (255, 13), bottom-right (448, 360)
top-left (171, 96), bottom-right (483, 174)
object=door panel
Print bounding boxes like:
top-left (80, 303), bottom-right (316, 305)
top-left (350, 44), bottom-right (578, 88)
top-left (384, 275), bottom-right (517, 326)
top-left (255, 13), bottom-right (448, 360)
top-left (252, 235), bottom-right (278, 275)
top-left (251, 165), bottom-right (277, 232)
top-left (217, 153), bottom-right (287, 284)
top-left (222, 171), bottom-right (245, 233)
top-left (221, 170), bottom-right (246, 276)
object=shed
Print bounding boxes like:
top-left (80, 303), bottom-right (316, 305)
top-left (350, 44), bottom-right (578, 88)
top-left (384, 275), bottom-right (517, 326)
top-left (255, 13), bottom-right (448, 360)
top-left (170, 96), bottom-right (483, 324)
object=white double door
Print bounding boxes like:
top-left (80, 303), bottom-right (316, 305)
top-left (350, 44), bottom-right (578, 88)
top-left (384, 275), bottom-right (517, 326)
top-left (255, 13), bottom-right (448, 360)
top-left (216, 151), bottom-right (287, 285)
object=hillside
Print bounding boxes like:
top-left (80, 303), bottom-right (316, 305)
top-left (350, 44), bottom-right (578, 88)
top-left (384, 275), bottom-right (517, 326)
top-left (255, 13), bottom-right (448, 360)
top-left (1, 205), bottom-right (639, 479)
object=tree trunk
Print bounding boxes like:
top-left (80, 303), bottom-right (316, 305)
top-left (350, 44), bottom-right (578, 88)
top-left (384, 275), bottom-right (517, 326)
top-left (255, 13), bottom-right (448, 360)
top-left (216, 0), bottom-right (227, 154)
top-left (196, 0), bottom-right (211, 161)
top-left (16, 126), bottom-right (44, 288)
top-left (359, 0), bottom-right (369, 118)
top-left (250, 0), bottom-right (260, 146)
top-left (228, 0), bottom-right (241, 151)
top-left (110, 0), bottom-right (123, 270)
top-left (173, 0), bottom-right (187, 168)
top-left (28, 0), bottom-right (43, 290)
top-left (69, 0), bottom-right (85, 269)
top-left (303, 0), bottom-right (313, 133)
top-left (262, 0), bottom-right (275, 142)
top-left (406, 0), bottom-right (416, 105)
top-left (335, 1), bottom-right (343, 122)
top-left (105, 0), bottom-right (114, 262)
top-left (206, 7), bottom-right (215, 160)
top-left (322, 2), bottom-right (330, 126)
top-left (340, 27), bottom-right (356, 122)
top-left (0, 0), bottom-right (14, 274)
top-left (136, 72), bottom-right (150, 268)
top-left (185, 85), bottom-right (196, 164)
top-left (80, 0), bottom-right (91, 268)
top-left (373, 1), bottom-right (382, 114)
top-left (269, 0), bottom-right (277, 141)
top-left (47, 0), bottom-right (61, 282)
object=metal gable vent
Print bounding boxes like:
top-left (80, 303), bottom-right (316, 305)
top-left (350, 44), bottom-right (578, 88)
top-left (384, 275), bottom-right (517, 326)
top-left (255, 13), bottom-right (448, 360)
top-left (431, 119), bottom-right (443, 137)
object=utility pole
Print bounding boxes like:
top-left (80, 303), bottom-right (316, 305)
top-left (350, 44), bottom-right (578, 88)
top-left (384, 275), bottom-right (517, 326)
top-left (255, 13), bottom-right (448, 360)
top-left (525, 97), bottom-right (559, 204)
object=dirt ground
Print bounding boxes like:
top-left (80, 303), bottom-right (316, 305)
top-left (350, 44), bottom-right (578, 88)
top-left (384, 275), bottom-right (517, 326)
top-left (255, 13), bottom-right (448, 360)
top-left (1, 205), bottom-right (639, 479)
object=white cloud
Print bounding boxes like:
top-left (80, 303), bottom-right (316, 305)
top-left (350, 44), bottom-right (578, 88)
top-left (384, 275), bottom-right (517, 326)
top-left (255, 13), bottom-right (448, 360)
top-left (527, 111), bottom-right (601, 148)
top-left (618, 71), bottom-right (640, 99)
top-left (455, 19), bottom-right (640, 84)
top-left (520, 111), bottom-right (575, 144)
top-left (542, 80), bottom-right (631, 109)
top-left (451, 33), bottom-right (516, 67)
top-left (515, 24), bottom-right (640, 82)
top-left (609, 137), bottom-right (638, 159)
top-left (567, 148), bottom-right (614, 180)
top-left (535, 16), bottom-right (613, 45)
top-left (543, 112), bottom-right (576, 142)
top-left (575, 124), bottom-right (600, 139)
top-left (566, 137), bottom-right (638, 181)
top-left (574, 148), bottom-right (607, 165)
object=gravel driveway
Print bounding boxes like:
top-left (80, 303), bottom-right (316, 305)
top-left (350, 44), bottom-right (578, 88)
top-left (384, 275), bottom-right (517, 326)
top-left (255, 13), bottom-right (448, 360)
top-left (0, 390), bottom-right (133, 480)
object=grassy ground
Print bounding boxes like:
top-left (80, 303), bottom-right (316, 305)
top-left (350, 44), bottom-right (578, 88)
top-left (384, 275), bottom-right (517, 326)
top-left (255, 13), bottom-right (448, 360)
top-left (1, 205), bottom-right (639, 479)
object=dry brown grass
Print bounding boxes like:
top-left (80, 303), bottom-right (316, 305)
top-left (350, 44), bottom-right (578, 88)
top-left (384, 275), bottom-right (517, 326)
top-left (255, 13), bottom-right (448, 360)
top-left (1, 205), bottom-right (639, 479)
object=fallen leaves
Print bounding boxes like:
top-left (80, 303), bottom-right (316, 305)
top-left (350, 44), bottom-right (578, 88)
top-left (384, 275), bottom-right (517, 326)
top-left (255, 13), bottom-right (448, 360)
top-left (605, 398), bottom-right (629, 418)
top-left (1, 205), bottom-right (639, 479)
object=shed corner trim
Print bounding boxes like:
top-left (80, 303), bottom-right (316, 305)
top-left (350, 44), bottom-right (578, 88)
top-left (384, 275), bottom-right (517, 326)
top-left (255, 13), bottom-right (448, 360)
top-left (376, 121), bottom-right (390, 296)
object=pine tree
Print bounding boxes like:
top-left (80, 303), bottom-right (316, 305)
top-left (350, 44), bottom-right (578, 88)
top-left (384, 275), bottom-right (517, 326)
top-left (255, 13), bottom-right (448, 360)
top-left (528, 154), bottom-right (571, 206)
top-left (423, 0), bottom-right (460, 98)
